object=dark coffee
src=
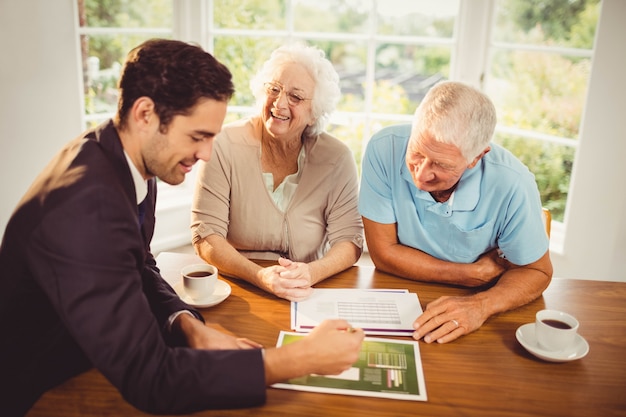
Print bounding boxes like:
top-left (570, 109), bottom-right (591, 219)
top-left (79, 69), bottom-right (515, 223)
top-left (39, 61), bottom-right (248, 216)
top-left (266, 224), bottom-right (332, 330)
top-left (186, 271), bottom-right (213, 278)
top-left (541, 319), bottom-right (572, 329)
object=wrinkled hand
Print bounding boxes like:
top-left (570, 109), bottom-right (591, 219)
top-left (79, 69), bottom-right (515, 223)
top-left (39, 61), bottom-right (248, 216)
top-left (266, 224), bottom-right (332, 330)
top-left (301, 319), bottom-right (364, 375)
top-left (467, 248), bottom-right (514, 287)
top-left (177, 314), bottom-right (263, 350)
top-left (412, 296), bottom-right (487, 344)
top-left (257, 257), bottom-right (314, 301)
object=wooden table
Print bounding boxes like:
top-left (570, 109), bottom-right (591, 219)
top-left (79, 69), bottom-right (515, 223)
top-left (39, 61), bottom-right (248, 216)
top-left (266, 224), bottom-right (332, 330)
top-left (27, 258), bottom-right (626, 417)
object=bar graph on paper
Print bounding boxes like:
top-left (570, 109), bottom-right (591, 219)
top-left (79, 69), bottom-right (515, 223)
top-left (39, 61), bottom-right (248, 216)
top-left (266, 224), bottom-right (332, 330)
top-left (274, 332), bottom-right (428, 401)
top-left (368, 351), bottom-right (408, 369)
top-left (368, 351), bottom-right (409, 389)
top-left (337, 301), bottom-right (402, 325)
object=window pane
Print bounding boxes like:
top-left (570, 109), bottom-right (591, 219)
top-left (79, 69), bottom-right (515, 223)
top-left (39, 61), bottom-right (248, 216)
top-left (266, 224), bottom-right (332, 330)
top-left (208, 0), bottom-right (458, 182)
top-left (493, 0), bottom-right (600, 49)
top-left (78, 0), bottom-right (173, 122)
top-left (223, 110), bottom-right (255, 126)
top-left (375, 44), bottom-right (450, 112)
top-left (304, 40), bottom-right (368, 113)
top-left (82, 0), bottom-right (172, 28)
top-left (376, 0), bottom-right (459, 37)
top-left (81, 34), bottom-right (171, 117)
top-left (493, 134), bottom-right (574, 222)
top-left (293, 0), bottom-right (372, 33)
top-left (487, 0), bottom-right (599, 222)
top-left (487, 50), bottom-right (591, 139)
top-left (327, 118), bottom-right (368, 173)
top-left (327, 116), bottom-right (413, 176)
top-left (213, 36), bottom-right (286, 107)
top-left (213, 0), bottom-right (286, 30)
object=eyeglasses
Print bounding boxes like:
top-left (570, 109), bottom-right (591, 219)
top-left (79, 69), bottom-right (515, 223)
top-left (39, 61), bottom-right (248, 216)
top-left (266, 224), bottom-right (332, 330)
top-left (264, 82), bottom-right (312, 107)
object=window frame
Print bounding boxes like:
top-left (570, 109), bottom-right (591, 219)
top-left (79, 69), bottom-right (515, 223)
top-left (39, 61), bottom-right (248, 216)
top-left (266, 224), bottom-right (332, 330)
top-left (77, 0), bottom-right (600, 253)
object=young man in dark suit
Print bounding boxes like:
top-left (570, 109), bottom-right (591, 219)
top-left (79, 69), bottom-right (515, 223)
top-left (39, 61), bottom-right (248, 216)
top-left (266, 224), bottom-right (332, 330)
top-left (0, 39), bottom-right (363, 416)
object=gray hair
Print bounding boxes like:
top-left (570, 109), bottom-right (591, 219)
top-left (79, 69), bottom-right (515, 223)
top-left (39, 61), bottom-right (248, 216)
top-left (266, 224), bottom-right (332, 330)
top-left (411, 81), bottom-right (497, 163)
top-left (249, 43), bottom-right (341, 138)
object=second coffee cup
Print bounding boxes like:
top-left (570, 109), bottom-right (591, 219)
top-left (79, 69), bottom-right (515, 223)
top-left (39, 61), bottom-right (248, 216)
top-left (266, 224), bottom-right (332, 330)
top-left (181, 263), bottom-right (218, 302)
top-left (535, 309), bottom-right (579, 351)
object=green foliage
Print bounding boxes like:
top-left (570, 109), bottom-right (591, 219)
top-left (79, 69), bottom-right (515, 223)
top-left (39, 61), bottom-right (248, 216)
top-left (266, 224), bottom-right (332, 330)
top-left (213, 37), bottom-right (284, 107)
top-left (293, 0), bottom-right (369, 33)
top-left (377, 8), bottom-right (455, 37)
top-left (491, 50), bottom-right (591, 139)
top-left (370, 81), bottom-right (414, 114)
top-left (497, 0), bottom-right (596, 45)
top-left (489, 0), bottom-right (599, 221)
top-left (214, 0), bottom-right (286, 29)
top-left (493, 135), bottom-right (574, 220)
top-left (328, 81), bottom-right (415, 174)
top-left (83, 0), bottom-right (172, 68)
top-left (84, 0), bottom-right (171, 27)
top-left (568, 3), bottom-right (601, 49)
top-left (80, 0), bottom-right (173, 116)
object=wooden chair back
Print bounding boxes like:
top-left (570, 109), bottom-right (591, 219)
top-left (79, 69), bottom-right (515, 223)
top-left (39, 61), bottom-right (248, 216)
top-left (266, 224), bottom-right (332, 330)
top-left (542, 207), bottom-right (552, 238)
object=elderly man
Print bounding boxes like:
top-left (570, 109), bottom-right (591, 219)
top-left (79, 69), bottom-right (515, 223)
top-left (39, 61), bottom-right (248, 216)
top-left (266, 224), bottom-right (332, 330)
top-left (359, 81), bottom-right (552, 344)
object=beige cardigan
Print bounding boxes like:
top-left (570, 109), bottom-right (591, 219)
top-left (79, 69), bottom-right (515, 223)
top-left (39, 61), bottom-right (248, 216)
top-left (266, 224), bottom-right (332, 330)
top-left (191, 117), bottom-right (364, 262)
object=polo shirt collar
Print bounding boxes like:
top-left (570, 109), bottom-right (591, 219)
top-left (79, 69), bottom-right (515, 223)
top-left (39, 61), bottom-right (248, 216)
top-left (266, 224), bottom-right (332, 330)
top-left (401, 158), bottom-right (483, 212)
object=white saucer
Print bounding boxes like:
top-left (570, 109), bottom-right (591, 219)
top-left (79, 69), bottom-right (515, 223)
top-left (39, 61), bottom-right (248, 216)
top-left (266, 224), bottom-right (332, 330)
top-left (516, 323), bottom-right (589, 362)
top-left (173, 279), bottom-right (231, 308)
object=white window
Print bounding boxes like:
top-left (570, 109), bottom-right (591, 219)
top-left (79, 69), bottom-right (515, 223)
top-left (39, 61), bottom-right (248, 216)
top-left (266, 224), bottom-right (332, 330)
top-left (76, 0), bottom-right (600, 251)
top-left (205, 0), bottom-right (460, 172)
top-left (77, 0), bottom-right (174, 127)
top-left (485, 0), bottom-right (600, 224)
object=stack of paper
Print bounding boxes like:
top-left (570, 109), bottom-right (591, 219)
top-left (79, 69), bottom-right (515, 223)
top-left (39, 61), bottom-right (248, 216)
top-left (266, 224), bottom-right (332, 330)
top-left (291, 288), bottom-right (423, 336)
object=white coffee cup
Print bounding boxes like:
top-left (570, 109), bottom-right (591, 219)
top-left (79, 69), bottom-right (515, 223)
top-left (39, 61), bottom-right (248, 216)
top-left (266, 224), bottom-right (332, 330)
top-left (535, 309), bottom-right (579, 351)
top-left (181, 263), bottom-right (218, 302)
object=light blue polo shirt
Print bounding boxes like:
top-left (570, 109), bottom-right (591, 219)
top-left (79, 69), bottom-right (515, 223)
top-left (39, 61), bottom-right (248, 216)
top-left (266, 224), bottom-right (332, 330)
top-left (358, 124), bottom-right (548, 265)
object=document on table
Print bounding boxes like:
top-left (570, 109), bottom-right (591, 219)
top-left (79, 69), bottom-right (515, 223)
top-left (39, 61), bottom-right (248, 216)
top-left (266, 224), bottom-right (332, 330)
top-left (273, 331), bottom-right (427, 402)
top-left (291, 288), bottom-right (423, 336)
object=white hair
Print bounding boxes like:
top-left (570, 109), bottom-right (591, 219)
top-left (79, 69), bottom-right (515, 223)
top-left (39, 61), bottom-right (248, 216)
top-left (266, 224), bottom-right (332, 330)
top-left (411, 81), bottom-right (497, 162)
top-left (249, 43), bottom-right (341, 138)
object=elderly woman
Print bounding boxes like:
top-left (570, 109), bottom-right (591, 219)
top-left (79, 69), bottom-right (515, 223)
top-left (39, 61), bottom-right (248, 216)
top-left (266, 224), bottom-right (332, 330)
top-left (191, 44), bottom-right (363, 301)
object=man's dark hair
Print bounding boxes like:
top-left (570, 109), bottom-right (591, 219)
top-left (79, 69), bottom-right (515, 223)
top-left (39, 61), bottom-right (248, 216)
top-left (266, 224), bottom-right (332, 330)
top-left (114, 38), bottom-right (234, 131)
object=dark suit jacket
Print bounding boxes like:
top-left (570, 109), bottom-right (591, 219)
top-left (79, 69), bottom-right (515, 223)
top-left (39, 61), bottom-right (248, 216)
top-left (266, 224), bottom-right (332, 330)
top-left (0, 121), bottom-right (265, 415)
